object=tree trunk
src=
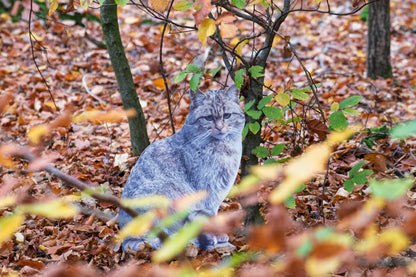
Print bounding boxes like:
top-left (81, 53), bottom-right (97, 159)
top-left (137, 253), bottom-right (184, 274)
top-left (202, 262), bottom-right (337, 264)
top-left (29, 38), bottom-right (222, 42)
top-left (241, 77), bottom-right (265, 225)
top-left (100, 0), bottom-right (150, 156)
top-left (367, 0), bottom-right (392, 79)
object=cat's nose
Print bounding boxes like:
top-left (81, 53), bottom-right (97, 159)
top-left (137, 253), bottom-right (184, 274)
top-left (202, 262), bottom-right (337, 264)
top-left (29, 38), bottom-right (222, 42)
top-left (215, 121), bottom-right (225, 130)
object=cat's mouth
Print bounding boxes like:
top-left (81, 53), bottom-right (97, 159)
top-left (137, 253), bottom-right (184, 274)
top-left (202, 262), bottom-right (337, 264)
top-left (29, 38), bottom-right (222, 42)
top-left (211, 129), bottom-right (229, 140)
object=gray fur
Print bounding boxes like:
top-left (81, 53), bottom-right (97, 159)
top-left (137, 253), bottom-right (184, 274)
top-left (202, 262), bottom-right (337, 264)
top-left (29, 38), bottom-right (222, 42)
top-left (119, 85), bottom-right (244, 251)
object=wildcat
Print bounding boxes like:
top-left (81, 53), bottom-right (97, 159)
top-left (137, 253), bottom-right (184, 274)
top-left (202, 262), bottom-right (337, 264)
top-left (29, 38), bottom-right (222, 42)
top-left (119, 85), bottom-right (245, 251)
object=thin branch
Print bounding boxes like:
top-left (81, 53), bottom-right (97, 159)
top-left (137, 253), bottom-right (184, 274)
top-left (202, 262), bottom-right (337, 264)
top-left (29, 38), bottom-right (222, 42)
top-left (159, 0), bottom-right (176, 134)
top-left (16, 152), bottom-right (140, 219)
top-left (82, 74), bottom-right (107, 105)
top-left (28, 0), bottom-right (57, 110)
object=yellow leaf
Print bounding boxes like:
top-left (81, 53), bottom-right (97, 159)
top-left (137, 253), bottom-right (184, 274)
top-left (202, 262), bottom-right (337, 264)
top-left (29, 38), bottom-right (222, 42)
top-left (325, 128), bottom-right (355, 146)
top-left (116, 210), bottom-right (157, 242)
top-left (379, 228), bottom-right (410, 255)
top-left (313, 0), bottom-right (322, 3)
top-left (18, 199), bottom-right (78, 219)
top-left (251, 163), bottom-right (283, 181)
top-left (152, 78), bottom-right (168, 90)
top-left (0, 195), bottom-right (16, 208)
top-left (121, 195), bottom-right (171, 209)
top-left (263, 79), bottom-right (273, 89)
top-left (150, 0), bottom-right (169, 12)
top-left (44, 101), bottom-right (57, 110)
top-left (270, 143), bottom-right (330, 204)
top-left (0, 213), bottom-right (25, 246)
top-left (79, 0), bottom-right (89, 10)
top-left (305, 256), bottom-right (341, 277)
top-left (231, 39), bottom-right (248, 65)
top-left (228, 174), bottom-right (260, 197)
top-left (27, 124), bottom-right (50, 144)
top-left (0, 144), bottom-right (18, 168)
top-left (330, 102), bottom-right (339, 112)
top-left (48, 0), bottom-right (59, 16)
top-left (173, 190), bottom-right (208, 211)
top-left (198, 18), bottom-right (216, 47)
top-left (275, 93), bottom-right (290, 107)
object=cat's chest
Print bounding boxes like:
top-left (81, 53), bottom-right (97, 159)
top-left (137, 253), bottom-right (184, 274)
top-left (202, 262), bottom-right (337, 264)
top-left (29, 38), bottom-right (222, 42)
top-left (185, 140), bottom-right (241, 185)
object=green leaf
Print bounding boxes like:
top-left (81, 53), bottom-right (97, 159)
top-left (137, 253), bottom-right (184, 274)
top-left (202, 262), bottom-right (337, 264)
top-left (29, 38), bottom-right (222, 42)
top-left (210, 66), bottom-right (222, 77)
top-left (252, 146), bottom-right (269, 158)
top-left (189, 73), bottom-right (202, 92)
top-left (271, 143), bottom-right (285, 156)
top-left (352, 170), bottom-right (372, 185)
top-left (173, 71), bottom-right (188, 83)
top-left (235, 68), bottom-right (246, 89)
top-left (349, 160), bottom-right (366, 177)
top-left (391, 120), bottom-right (416, 139)
top-left (114, 0), bottom-right (129, 6)
top-left (244, 100), bottom-right (256, 112)
top-left (248, 122), bottom-right (260, 134)
top-left (295, 184), bottom-right (306, 193)
top-left (344, 179), bottom-right (355, 192)
top-left (242, 124), bottom-right (249, 139)
top-left (231, 0), bottom-right (245, 9)
top-left (257, 94), bottom-right (273, 110)
top-left (315, 227), bottom-right (334, 241)
top-left (284, 195), bottom-right (296, 209)
top-left (296, 239), bottom-right (313, 258)
top-left (152, 217), bottom-right (208, 262)
top-left (343, 108), bottom-right (361, 116)
top-left (339, 95), bottom-right (362, 110)
top-left (291, 89), bottom-right (310, 101)
top-left (246, 110), bottom-right (262, 120)
top-left (369, 178), bottom-right (413, 200)
top-left (262, 106), bottom-right (283, 120)
top-left (263, 159), bottom-right (280, 165)
top-left (186, 64), bottom-right (202, 73)
top-left (248, 65), bottom-right (264, 78)
top-left (173, 1), bottom-right (193, 11)
top-left (329, 111), bottom-right (348, 130)
top-left (275, 93), bottom-right (290, 107)
top-left (261, 0), bottom-right (270, 8)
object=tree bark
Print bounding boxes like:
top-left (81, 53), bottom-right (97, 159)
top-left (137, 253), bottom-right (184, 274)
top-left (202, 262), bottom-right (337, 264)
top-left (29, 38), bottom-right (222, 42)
top-left (100, 0), bottom-right (150, 156)
top-left (367, 0), bottom-right (392, 79)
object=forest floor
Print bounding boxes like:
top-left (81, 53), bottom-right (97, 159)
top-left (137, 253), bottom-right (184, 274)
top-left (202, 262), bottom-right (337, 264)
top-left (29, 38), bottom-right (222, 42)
top-left (1, 0), bottom-right (416, 276)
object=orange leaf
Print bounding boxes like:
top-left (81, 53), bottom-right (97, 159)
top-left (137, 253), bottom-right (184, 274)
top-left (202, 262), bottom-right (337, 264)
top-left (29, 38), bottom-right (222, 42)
top-left (152, 78), bottom-right (168, 90)
top-left (192, 0), bottom-right (212, 26)
top-left (150, 0), bottom-right (169, 12)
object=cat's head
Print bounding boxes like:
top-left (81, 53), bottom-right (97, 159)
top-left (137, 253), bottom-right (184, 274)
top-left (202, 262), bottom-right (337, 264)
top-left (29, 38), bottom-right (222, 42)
top-left (186, 85), bottom-right (245, 140)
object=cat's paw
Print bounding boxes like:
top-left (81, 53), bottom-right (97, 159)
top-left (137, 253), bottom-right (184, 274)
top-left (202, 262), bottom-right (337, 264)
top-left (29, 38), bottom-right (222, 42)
top-left (122, 238), bottom-right (146, 252)
top-left (196, 233), bottom-right (218, 251)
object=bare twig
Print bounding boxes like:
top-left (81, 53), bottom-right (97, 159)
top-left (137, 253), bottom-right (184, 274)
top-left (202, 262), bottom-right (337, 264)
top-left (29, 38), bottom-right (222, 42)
top-left (159, 0), bottom-right (176, 134)
top-left (28, 0), bottom-right (57, 110)
top-left (16, 152), bottom-right (139, 219)
top-left (82, 74), bottom-right (107, 105)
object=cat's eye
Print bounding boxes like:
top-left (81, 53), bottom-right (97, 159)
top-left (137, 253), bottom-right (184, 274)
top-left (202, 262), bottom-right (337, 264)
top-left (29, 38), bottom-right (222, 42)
top-left (205, 115), bottom-right (214, 121)
top-left (223, 113), bottom-right (232, 119)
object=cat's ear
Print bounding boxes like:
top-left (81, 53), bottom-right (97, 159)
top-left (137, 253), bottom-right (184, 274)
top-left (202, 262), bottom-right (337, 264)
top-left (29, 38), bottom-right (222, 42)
top-left (189, 89), bottom-right (205, 103)
top-left (225, 84), bottom-right (240, 102)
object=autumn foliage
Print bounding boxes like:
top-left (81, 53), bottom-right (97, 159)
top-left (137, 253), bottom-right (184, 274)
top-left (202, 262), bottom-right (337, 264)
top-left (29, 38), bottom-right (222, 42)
top-left (1, 0), bottom-right (416, 276)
